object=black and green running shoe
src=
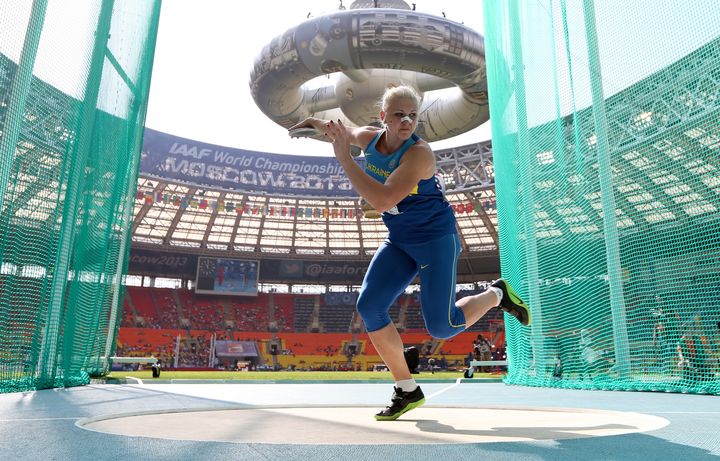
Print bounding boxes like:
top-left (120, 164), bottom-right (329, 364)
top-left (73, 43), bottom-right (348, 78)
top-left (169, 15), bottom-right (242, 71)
top-left (491, 278), bottom-right (532, 326)
top-left (375, 386), bottom-right (425, 421)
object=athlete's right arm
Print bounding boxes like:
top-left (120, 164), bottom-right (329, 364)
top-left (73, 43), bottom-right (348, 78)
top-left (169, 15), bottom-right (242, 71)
top-left (289, 117), bottom-right (377, 147)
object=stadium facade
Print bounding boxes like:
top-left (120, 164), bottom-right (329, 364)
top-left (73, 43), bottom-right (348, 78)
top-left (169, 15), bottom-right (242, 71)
top-left (131, 128), bottom-right (501, 288)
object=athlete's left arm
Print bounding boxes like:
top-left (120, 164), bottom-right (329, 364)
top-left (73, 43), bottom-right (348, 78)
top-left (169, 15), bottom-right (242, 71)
top-left (326, 120), bottom-right (435, 212)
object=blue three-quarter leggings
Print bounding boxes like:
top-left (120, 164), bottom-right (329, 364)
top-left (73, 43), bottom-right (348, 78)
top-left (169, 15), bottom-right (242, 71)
top-left (356, 233), bottom-right (466, 339)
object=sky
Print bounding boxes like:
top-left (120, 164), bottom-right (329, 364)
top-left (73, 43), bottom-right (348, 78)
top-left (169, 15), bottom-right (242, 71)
top-left (144, 0), bottom-right (488, 156)
top-left (5, 0), bottom-right (711, 157)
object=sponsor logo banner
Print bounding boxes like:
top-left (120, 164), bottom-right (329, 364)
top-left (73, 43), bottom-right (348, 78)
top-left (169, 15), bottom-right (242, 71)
top-left (141, 128), bottom-right (362, 197)
top-left (128, 249), bottom-right (197, 276)
top-left (263, 259), bottom-right (368, 283)
top-left (128, 250), bottom-right (369, 283)
top-left (325, 291), bottom-right (359, 305)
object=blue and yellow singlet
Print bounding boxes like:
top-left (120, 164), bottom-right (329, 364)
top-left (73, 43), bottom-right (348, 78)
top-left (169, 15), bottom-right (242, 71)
top-left (363, 131), bottom-right (457, 243)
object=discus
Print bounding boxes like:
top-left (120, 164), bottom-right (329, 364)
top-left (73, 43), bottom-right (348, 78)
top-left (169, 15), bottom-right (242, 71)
top-left (288, 127), bottom-right (321, 138)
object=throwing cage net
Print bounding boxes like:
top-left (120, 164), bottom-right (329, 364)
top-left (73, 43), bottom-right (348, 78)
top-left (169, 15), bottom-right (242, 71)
top-left (0, 0), bottom-right (161, 393)
top-left (485, 0), bottom-right (720, 394)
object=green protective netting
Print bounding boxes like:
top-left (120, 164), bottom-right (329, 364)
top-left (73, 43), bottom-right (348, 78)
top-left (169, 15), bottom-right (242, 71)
top-left (484, 0), bottom-right (720, 394)
top-left (0, 0), bottom-right (161, 393)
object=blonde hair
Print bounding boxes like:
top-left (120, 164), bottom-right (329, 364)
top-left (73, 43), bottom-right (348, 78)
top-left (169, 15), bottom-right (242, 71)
top-left (380, 84), bottom-right (421, 111)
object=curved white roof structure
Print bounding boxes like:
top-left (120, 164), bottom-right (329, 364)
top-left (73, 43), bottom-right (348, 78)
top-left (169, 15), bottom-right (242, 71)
top-left (249, 1), bottom-right (489, 143)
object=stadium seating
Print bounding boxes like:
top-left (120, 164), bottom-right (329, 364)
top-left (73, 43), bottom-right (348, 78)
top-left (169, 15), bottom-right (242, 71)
top-left (269, 293), bottom-right (294, 332)
top-left (293, 296), bottom-right (316, 331)
top-left (117, 287), bottom-right (506, 370)
top-left (318, 304), bottom-right (356, 332)
top-left (126, 286), bottom-right (160, 328)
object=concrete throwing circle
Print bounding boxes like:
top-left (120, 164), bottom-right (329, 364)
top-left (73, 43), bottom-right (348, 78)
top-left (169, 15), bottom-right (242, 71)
top-left (79, 405), bottom-right (669, 444)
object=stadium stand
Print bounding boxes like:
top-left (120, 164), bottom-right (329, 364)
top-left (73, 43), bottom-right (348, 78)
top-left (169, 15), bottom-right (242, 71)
top-left (269, 293), bottom-right (295, 332)
top-left (318, 304), bottom-right (356, 332)
top-left (109, 132), bottom-right (510, 373)
top-left (116, 288), bottom-right (505, 371)
top-left (293, 296), bottom-right (317, 332)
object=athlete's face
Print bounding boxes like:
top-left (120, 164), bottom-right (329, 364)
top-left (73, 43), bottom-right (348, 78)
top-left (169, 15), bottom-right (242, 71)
top-left (381, 97), bottom-right (418, 140)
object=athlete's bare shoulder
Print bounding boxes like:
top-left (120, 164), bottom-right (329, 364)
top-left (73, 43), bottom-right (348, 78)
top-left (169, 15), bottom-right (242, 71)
top-left (402, 139), bottom-right (436, 176)
top-left (353, 125), bottom-right (382, 148)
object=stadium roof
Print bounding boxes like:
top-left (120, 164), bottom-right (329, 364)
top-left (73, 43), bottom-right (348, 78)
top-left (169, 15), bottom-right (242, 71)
top-left (131, 137), bottom-right (501, 283)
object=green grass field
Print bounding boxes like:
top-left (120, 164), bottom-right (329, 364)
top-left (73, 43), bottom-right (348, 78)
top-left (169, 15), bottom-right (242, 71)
top-left (106, 370), bottom-right (505, 382)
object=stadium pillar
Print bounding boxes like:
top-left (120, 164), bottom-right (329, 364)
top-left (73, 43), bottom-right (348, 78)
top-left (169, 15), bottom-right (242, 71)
top-left (0, 0), bottom-right (48, 210)
top-left (37, 0), bottom-right (116, 388)
top-left (507, 0), bottom-right (546, 374)
top-left (582, 0), bottom-right (631, 378)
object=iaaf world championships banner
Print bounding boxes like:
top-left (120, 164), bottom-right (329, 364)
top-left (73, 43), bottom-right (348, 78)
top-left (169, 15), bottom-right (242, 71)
top-left (141, 128), bottom-right (361, 198)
